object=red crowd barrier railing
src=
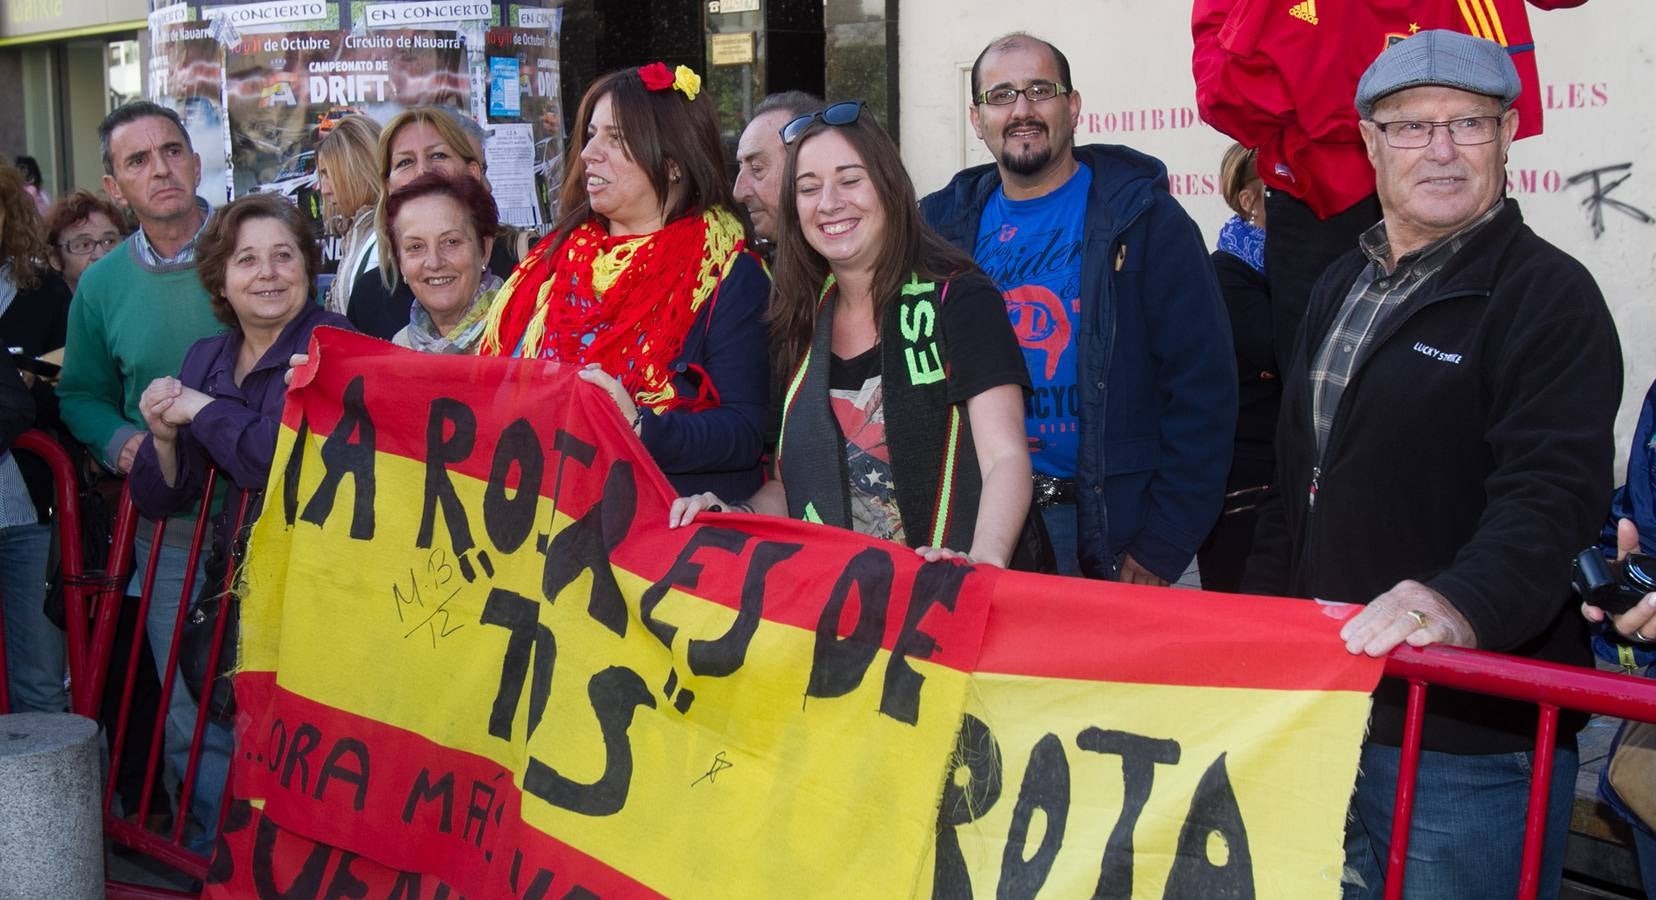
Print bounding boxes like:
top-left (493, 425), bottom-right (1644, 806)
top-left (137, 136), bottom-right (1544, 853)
top-left (7, 431), bottom-right (91, 715)
top-left (1382, 645), bottom-right (1656, 899)
top-left (7, 430), bottom-right (247, 896)
top-left (98, 471), bottom-right (248, 894)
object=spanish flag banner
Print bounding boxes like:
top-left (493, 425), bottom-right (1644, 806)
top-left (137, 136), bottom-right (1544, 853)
top-left (205, 328), bottom-right (1380, 898)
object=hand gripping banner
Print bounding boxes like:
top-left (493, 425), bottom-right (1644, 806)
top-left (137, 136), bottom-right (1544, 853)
top-left (207, 328), bottom-right (1382, 898)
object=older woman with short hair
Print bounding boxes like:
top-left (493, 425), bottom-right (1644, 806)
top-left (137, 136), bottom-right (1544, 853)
top-left (348, 106), bottom-right (526, 340)
top-left (384, 172), bottom-right (502, 354)
top-left (129, 191), bottom-right (350, 851)
top-left (132, 192), bottom-right (348, 501)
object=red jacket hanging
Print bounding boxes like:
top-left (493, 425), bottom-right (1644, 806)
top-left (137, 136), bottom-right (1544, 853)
top-left (1193, 0), bottom-right (1587, 219)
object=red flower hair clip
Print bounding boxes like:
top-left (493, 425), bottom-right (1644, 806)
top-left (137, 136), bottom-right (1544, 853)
top-left (637, 61), bottom-right (701, 100)
top-left (638, 62), bottom-right (674, 92)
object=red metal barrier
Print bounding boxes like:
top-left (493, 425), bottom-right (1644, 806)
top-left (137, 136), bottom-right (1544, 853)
top-left (6, 430), bottom-right (247, 898)
top-left (1381, 645), bottom-right (1656, 899)
top-left (98, 472), bottom-right (248, 897)
top-left (4, 431), bottom-right (90, 716)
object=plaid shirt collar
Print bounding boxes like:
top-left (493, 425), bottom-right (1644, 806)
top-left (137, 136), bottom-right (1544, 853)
top-left (1358, 199), bottom-right (1505, 278)
top-left (132, 197), bottom-right (212, 268)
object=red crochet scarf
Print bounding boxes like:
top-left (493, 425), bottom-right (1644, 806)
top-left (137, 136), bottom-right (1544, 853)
top-left (481, 209), bottom-right (746, 412)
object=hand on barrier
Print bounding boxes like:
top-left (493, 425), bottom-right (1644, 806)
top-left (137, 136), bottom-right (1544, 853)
top-left (1118, 553), bottom-right (1169, 587)
top-left (1582, 518), bottom-right (1656, 642)
top-left (159, 385), bottom-right (211, 427)
top-left (1341, 578), bottom-right (1476, 657)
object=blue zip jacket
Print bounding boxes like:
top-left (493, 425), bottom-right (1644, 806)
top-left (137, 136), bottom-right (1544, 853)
top-left (921, 144), bottom-right (1236, 581)
top-left (1600, 378), bottom-right (1656, 559)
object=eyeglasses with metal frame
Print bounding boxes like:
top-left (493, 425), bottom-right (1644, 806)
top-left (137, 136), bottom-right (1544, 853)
top-left (781, 100), bottom-right (865, 147)
top-left (976, 82), bottom-right (1069, 106)
top-left (56, 235), bottom-right (123, 256)
top-left (1370, 115), bottom-right (1504, 149)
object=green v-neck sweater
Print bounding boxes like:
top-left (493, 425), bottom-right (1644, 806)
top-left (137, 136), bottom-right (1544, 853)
top-left (58, 240), bottom-right (223, 470)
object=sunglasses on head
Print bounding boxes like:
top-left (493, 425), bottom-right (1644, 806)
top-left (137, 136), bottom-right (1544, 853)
top-left (780, 100), bottom-right (865, 146)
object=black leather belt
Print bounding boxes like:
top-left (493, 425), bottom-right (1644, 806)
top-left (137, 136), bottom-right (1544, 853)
top-left (1032, 472), bottom-right (1077, 508)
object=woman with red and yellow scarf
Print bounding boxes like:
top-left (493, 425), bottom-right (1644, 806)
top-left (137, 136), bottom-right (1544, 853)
top-left (480, 63), bottom-right (769, 499)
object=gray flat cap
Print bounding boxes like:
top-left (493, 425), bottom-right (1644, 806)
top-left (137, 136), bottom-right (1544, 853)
top-left (1355, 29), bottom-right (1521, 118)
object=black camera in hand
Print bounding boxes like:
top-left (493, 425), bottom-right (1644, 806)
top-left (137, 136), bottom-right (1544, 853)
top-left (1571, 548), bottom-right (1656, 615)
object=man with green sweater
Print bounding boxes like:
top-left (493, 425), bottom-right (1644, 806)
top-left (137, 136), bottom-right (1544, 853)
top-left (60, 101), bottom-right (220, 473)
top-left (57, 100), bottom-right (225, 850)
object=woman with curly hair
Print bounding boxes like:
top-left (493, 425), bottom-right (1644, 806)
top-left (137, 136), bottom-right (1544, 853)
top-left (0, 161), bottom-right (68, 352)
top-left (478, 64), bottom-right (769, 499)
top-left (0, 158), bottom-right (71, 713)
top-left (43, 190), bottom-right (129, 295)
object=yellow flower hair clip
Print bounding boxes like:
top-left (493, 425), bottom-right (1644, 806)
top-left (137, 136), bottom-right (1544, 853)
top-left (672, 65), bottom-right (701, 102)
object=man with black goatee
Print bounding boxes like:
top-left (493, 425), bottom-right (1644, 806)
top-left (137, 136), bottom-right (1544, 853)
top-left (922, 33), bottom-right (1235, 586)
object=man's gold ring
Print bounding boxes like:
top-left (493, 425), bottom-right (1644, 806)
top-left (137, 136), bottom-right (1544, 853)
top-left (1406, 609), bottom-right (1429, 630)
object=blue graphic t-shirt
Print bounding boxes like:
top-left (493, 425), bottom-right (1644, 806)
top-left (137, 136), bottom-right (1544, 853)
top-left (974, 165), bottom-right (1090, 478)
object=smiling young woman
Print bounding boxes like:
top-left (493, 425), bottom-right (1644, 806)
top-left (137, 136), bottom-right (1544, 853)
top-left (669, 102), bottom-right (1051, 573)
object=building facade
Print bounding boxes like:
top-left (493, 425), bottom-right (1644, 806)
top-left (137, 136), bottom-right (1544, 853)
top-left (0, 0), bottom-right (148, 196)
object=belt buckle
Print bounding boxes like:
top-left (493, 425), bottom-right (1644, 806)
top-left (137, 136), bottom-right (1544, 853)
top-left (1032, 473), bottom-right (1070, 508)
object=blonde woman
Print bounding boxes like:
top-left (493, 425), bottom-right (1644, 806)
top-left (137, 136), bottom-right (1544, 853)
top-left (349, 107), bottom-right (527, 339)
top-left (315, 114), bottom-right (382, 317)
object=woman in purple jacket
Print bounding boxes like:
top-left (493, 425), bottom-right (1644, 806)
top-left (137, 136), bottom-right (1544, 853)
top-left (132, 194), bottom-right (350, 509)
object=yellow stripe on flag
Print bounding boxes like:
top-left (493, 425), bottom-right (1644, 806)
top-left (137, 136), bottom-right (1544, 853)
top-left (927, 673), bottom-right (1368, 898)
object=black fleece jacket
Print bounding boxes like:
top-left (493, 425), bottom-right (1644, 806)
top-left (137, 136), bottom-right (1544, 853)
top-left (1244, 201), bottom-right (1623, 754)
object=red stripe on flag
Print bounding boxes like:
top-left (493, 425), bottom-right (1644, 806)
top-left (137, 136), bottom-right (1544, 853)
top-left (232, 673), bottom-right (660, 897)
top-left (975, 570), bottom-right (1381, 693)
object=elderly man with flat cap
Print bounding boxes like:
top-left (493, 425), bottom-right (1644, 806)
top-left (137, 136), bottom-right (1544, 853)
top-left (1243, 29), bottom-right (1621, 898)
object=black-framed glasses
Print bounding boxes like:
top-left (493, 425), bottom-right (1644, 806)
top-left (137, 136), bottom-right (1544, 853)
top-left (781, 100), bottom-right (865, 146)
top-left (977, 81), bottom-right (1069, 106)
top-left (56, 235), bottom-right (123, 256)
top-left (1370, 116), bottom-right (1504, 149)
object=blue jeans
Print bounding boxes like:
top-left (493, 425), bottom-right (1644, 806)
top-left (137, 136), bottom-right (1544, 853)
top-left (129, 529), bottom-right (228, 854)
top-left (1041, 503), bottom-right (1082, 577)
top-left (1, 522), bottom-right (67, 713)
top-left (1343, 742), bottom-right (1577, 899)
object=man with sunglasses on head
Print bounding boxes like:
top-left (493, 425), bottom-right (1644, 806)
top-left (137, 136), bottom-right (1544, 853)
top-left (922, 33), bottom-right (1235, 586)
top-left (1244, 31), bottom-right (1620, 897)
